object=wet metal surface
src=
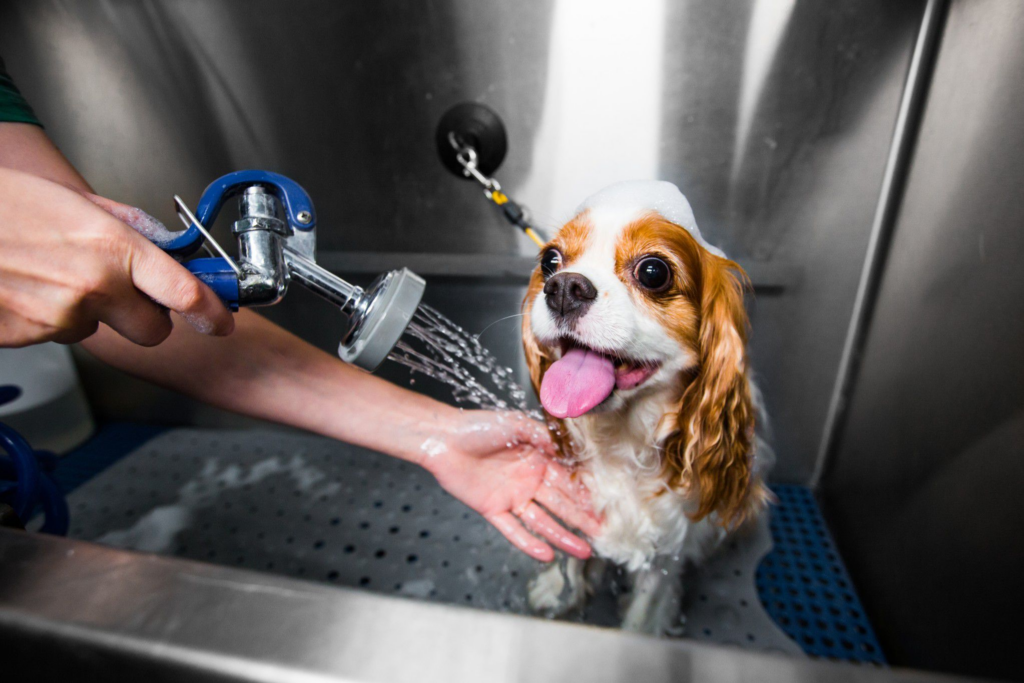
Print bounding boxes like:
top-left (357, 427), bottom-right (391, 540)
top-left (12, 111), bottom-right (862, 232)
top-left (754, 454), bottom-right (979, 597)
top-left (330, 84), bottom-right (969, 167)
top-left (2, 529), bottom-right (974, 683)
top-left (63, 427), bottom-right (800, 656)
top-left (0, 0), bottom-right (927, 480)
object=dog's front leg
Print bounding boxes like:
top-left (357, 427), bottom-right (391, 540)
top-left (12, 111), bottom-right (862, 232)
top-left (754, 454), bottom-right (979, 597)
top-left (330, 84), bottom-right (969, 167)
top-left (621, 556), bottom-right (686, 636)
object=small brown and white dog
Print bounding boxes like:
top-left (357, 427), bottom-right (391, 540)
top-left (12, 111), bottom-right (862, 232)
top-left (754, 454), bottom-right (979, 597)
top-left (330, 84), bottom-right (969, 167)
top-left (522, 180), bottom-right (772, 635)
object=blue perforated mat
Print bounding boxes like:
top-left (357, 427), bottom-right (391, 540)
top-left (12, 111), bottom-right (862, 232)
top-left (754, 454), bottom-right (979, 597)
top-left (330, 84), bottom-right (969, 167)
top-left (756, 484), bottom-right (886, 664)
top-left (53, 422), bottom-right (166, 495)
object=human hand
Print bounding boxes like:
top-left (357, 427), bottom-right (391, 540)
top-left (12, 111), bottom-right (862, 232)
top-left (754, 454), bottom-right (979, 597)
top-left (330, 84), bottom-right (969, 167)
top-left (420, 409), bottom-right (601, 562)
top-left (0, 168), bottom-right (233, 347)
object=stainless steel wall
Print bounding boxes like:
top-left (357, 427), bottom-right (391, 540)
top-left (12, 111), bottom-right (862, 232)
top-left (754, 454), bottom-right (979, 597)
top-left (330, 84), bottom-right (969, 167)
top-left (821, 1), bottom-right (1024, 679)
top-left (0, 0), bottom-right (925, 481)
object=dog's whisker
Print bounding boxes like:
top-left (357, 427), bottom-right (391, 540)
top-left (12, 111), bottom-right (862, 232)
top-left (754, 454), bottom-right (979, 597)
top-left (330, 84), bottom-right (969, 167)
top-left (387, 304), bottom-right (540, 419)
top-left (474, 313), bottom-right (526, 341)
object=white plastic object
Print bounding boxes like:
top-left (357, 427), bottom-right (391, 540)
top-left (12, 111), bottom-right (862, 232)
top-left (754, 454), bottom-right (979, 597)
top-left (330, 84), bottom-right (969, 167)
top-left (0, 344), bottom-right (94, 454)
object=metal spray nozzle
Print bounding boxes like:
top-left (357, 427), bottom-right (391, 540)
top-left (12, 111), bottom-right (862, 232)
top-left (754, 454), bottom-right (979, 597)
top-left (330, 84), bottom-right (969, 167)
top-left (166, 171), bottom-right (425, 372)
top-left (284, 251), bottom-right (424, 371)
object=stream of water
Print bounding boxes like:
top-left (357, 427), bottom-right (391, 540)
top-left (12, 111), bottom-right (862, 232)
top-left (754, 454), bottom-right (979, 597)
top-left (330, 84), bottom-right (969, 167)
top-left (387, 304), bottom-right (543, 420)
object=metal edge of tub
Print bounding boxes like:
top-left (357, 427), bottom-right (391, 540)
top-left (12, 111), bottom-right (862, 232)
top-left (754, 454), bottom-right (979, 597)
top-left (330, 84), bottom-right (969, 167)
top-left (0, 529), bottom-right (988, 683)
top-left (315, 252), bottom-right (802, 292)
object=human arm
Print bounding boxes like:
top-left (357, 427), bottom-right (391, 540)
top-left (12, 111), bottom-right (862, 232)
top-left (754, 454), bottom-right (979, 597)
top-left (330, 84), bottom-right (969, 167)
top-left (0, 121), bottom-right (598, 560)
top-left (85, 315), bottom-right (598, 560)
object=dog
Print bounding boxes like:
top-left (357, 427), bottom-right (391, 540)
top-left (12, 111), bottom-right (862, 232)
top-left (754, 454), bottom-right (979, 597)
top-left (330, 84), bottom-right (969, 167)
top-left (521, 180), bottom-right (772, 635)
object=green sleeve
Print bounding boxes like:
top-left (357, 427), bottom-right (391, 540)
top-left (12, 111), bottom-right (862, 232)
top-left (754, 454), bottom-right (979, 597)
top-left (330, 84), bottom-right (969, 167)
top-left (0, 55), bottom-right (42, 127)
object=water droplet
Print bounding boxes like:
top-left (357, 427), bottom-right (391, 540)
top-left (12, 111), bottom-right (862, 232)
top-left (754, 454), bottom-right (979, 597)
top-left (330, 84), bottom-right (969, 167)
top-left (386, 305), bottom-right (546, 430)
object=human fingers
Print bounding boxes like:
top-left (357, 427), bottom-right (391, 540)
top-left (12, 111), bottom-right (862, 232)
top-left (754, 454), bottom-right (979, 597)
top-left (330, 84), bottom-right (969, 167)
top-left (122, 229), bottom-right (234, 337)
top-left (47, 319), bottom-right (100, 345)
top-left (79, 191), bottom-right (234, 337)
top-left (91, 288), bottom-right (173, 346)
top-left (0, 310), bottom-right (94, 347)
top-left (485, 511), bottom-right (555, 562)
top-left (534, 483), bottom-right (602, 538)
top-left (542, 460), bottom-right (595, 511)
top-left (516, 501), bottom-right (591, 560)
top-left (0, 278), bottom-right (98, 346)
top-left (508, 413), bottom-right (557, 457)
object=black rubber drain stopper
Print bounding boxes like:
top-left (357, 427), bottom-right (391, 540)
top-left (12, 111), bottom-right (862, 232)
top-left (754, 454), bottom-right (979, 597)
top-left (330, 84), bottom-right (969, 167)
top-left (435, 102), bottom-right (508, 179)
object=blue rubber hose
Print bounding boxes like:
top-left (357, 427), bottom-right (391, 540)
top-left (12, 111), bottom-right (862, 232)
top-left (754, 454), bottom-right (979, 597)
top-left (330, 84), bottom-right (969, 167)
top-left (0, 422), bottom-right (40, 522)
top-left (0, 385), bottom-right (69, 535)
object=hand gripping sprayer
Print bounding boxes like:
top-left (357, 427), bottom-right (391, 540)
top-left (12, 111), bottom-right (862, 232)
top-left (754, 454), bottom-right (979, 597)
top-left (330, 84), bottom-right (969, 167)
top-left (158, 170), bottom-right (424, 371)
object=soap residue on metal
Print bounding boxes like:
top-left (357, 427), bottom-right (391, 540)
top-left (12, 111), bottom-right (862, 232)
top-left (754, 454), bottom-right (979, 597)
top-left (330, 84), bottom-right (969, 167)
top-left (96, 454), bottom-right (338, 554)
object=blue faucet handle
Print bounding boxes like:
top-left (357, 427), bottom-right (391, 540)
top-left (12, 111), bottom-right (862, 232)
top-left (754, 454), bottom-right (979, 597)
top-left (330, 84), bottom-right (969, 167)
top-left (149, 170), bottom-right (317, 259)
top-left (195, 170), bottom-right (316, 234)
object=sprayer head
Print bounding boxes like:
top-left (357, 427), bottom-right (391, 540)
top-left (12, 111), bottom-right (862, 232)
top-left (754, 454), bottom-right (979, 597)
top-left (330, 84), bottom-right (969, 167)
top-left (338, 268), bottom-right (425, 371)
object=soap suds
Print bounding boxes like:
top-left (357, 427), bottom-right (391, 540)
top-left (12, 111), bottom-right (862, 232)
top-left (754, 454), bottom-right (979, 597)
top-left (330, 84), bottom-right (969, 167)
top-left (399, 579), bottom-right (435, 599)
top-left (96, 506), bottom-right (192, 554)
top-left (575, 180), bottom-right (726, 258)
top-left (81, 191), bottom-right (225, 336)
top-left (82, 192), bottom-right (181, 249)
top-left (178, 311), bottom-right (216, 335)
top-left (96, 454), bottom-right (339, 554)
top-left (420, 438), bottom-right (448, 458)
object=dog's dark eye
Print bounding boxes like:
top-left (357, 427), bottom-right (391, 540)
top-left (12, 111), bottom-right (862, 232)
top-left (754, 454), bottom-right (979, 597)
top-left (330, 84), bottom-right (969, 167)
top-left (540, 248), bottom-right (563, 278)
top-left (634, 257), bottom-right (672, 291)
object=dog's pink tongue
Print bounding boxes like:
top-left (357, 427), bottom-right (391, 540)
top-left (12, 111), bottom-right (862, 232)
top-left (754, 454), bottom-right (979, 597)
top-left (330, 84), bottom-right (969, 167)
top-left (540, 347), bottom-right (616, 419)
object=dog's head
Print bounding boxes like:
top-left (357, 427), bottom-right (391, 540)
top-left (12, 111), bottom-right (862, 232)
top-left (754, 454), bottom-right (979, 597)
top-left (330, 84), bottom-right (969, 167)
top-left (522, 181), bottom-right (761, 526)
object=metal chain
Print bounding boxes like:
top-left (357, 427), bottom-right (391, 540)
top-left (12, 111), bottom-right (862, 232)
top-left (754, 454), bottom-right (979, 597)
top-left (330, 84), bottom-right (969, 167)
top-left (448, 132), bottom-right (502, 197)
top-left (446, 132), bottom-right (546, 248)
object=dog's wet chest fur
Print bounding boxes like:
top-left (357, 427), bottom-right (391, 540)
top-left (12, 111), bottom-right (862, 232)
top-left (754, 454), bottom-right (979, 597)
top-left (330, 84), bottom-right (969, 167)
top-left (565, 401), bottom-right (710, 572)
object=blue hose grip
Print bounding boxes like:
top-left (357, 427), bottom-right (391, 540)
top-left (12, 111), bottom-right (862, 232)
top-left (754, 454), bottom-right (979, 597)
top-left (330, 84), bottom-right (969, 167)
top-left (186, 258), bottom-right (240, 311)
top-left (159, 225), bottom-right (207, 257)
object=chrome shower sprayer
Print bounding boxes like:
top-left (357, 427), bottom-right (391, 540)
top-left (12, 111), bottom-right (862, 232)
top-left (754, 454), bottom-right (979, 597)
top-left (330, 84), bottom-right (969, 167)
top-left (153, 170), bottom-right (424, 371)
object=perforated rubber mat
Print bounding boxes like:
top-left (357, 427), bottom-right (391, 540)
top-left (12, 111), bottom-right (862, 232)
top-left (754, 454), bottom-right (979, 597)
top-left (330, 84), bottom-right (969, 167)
top-left (756, 485), bottom-right (886, 664)
top-left (61, 428), bottom-right (803, 655)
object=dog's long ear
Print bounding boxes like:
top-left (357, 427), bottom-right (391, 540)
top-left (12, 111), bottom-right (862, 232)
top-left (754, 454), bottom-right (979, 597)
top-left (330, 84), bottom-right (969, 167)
top-left (664, 250), bottom-right (759, 527)
top-left (521, 276), bottom-right (575, 459)
top-left (521, 276), bottom-right (550, 394)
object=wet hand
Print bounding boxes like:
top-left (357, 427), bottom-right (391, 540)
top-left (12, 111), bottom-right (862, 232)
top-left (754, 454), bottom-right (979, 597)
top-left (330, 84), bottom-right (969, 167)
top-left (0, 169), bottom-right (234, 347)
top-left (421, 410), bottom-right (601, 562)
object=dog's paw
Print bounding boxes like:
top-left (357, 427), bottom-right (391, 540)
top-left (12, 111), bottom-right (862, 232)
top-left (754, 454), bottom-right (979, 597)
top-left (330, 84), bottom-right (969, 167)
top-left (621, 573), bottom-right (684, 636)
top-left (528, 560), bottom-right (588, 617)
top-left (528, 564), bottom-right (567, 615)
top-left (622, 604), bottom-right (684, 637)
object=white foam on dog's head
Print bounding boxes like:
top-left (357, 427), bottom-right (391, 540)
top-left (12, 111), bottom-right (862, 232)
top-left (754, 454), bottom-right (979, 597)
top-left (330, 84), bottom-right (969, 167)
top-left (575, 180), bottom-right (726, 259)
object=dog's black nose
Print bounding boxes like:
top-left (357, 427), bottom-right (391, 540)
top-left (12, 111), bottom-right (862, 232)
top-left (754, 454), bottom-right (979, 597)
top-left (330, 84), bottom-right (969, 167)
top-left (544, 272), bottom-right (597, 323)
